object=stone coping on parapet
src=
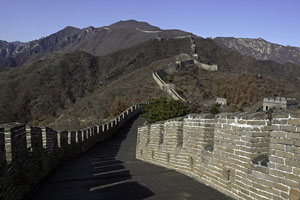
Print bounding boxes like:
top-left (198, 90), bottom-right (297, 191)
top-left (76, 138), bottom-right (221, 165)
top-left (216, 111), bottom-right (300, 120)
top-left (0, 122), bottom-right (24, 130)
top-left (150, 116), bottom-right (184, 124)
top-left (140, 111), bottom-right (300, 135)
top-left (216, 112), bottom-right (269, 120)
top-left (142, 112), bottom-right (270, 125)
top-left (139, 111), bottom-right (300, 131)
top-left (185, 113), bottom-right (216, 119)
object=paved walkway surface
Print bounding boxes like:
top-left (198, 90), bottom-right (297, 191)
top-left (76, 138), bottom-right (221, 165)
top-left (26, 116), bottom-right (233, 200)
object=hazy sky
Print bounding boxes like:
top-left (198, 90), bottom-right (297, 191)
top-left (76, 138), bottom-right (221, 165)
top-left (1, 0), bottom-right (299, 47)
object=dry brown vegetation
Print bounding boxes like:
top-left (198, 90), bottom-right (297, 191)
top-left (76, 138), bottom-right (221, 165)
top-left (1, 35), bottom-right (300, 130)
top-left (108, 97), bottom-right (129, 118)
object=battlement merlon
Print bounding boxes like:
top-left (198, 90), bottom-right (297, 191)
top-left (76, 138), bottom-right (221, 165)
top-left (263, 97), bottom-right (297, 103)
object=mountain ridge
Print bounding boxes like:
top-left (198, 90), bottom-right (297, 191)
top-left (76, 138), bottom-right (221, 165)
top-left (0, 20), bottom-right (189, 69)
top-left (2, 20), bottom-right (300, 69)
top-left (214, 37), bottom-right (300, 66)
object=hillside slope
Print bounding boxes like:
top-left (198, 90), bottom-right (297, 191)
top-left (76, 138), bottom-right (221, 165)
top-left (160, 37), bottom-right (300, 111)
top-left (0, 37), bottom-right (192, 129)
top-left (1, 24), bottom-right (300, 129)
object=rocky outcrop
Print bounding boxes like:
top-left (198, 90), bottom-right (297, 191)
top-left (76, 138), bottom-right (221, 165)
top-left (214, 37), bottom-right (300, 66)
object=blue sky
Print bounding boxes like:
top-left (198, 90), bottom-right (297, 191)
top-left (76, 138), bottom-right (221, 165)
top-left (1, 0), bottom-right (299, 47)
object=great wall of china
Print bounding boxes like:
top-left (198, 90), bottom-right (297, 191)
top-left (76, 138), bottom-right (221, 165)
top-left (0, 104), bottom-right (142, 200)
top-left (147, 36), bottom-right (299, 200)
top-left (153, 35), bottom-right (218, 102)
top-left (136, 112), bottom-right (300, 200)
top-left (1, 96), bottom-right (300, 200)
top-left (1, 34), bottom-right (300, 200)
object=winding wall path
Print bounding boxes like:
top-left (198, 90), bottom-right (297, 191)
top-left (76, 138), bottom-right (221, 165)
top-left (152, 70), bottom-right (186, 102)
top-left (26, 116), bottom-right (232, 200)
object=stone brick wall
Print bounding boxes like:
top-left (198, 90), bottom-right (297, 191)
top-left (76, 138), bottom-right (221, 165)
top-left (136, 112), bottom-right (300, 200)
top-left (0, 104), bottom-right (142, 200)
top-left (269, 113), bottom-right (300, 200)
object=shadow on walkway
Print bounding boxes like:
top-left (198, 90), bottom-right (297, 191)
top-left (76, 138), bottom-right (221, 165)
top-left (26, 115), bottom-right (154, 200)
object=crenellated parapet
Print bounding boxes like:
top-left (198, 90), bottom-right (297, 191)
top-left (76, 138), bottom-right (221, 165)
top-left (136, 112), bottom-right (300, 200)
top-left (0, 104), bottom-right (142, 200)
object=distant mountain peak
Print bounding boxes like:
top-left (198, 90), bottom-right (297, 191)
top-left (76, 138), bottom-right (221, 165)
top-left (54, 26), bottom-right (81, 37)
top-left (11, 41), bottom-right (25, 46)
top-left (108, 19), bottom-right (161, 31)
top-left (83, 26), bottom-right (96, 32)
top-left (63, 26), bottom-right (80, 31)
top-left (85, 26), bottom-right (95, 29)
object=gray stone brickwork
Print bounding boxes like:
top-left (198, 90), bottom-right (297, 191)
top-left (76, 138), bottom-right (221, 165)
top-left (0, 104), bottom-right (142, 200)
top-left (136, 112), bottom-right (300, 200)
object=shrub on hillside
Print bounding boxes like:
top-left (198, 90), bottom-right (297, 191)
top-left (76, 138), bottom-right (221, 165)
top-left (210, 103), bottom-right (221, 115)
top-left (142, 97), bottom-right (192, 123)
top-left (108, 97), bottom-right (128, 117)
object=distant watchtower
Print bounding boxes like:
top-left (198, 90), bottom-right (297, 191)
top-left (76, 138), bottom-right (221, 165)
top-left (263, 97), bottom-right (298, 111)
top-left (216, 98), bottom-right (227, 106)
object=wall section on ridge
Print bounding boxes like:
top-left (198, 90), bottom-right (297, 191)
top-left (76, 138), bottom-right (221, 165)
top-left (152, 70), bottom-right (186, 102)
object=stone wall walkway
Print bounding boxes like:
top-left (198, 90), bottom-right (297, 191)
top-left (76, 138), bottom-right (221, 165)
top-left (25, 116), bottom-right (232, 200)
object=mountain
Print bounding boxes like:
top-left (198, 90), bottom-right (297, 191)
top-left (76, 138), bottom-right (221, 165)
top-left (108, 19), bottom-right (161, 30)
top-left (0, 20), bottom-right (189, 69)
top-left (214, 37), bottom-right (300, 66)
